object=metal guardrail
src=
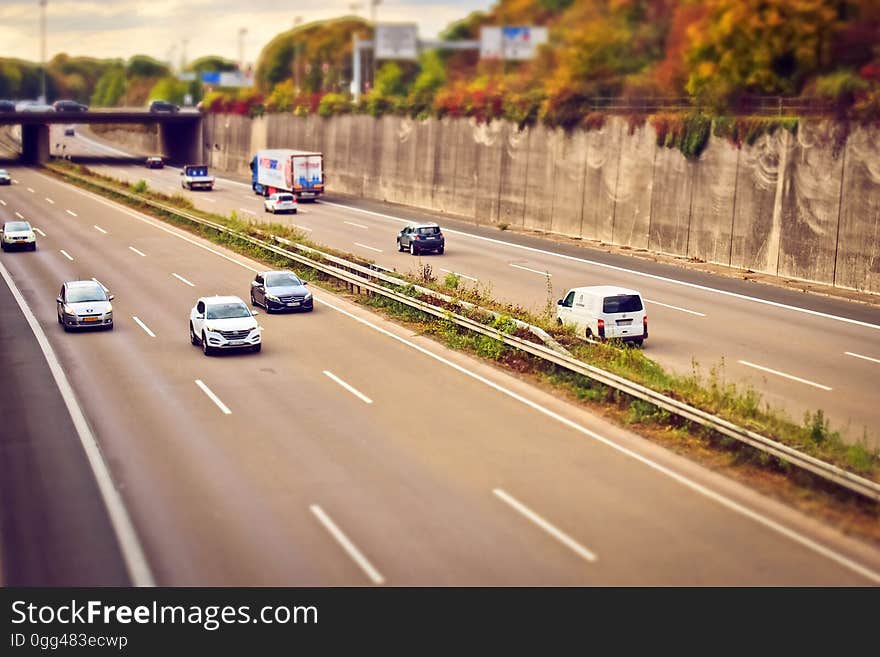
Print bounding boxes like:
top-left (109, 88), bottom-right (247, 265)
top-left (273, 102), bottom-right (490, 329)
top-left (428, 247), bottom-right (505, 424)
top-left (50, 165), bottom-right (880, 502)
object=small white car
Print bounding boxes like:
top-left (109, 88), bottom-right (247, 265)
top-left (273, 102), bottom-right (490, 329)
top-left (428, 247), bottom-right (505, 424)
top-left (0, 168), bottom-right (10, 185)
top-left (264, 192), bottom-right (298, 214)
top-left (557, 285), bottom-right (647, 345)
top-left (189, 295), bottom-right (262, 355)
top-left (1, 220), bottom-right (37, 251)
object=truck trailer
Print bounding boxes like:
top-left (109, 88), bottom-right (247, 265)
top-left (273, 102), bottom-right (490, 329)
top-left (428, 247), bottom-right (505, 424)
top-left (251, 149), bottom-right (324, 200)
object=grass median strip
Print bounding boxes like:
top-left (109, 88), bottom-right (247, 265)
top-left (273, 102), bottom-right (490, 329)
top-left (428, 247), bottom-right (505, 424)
top-left (43, 160), bottom-right (880, 532)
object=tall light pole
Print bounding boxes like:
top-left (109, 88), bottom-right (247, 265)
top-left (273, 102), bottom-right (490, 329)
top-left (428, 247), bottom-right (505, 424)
top-left (238, 28), bottom-right (247, 72)
top-left (369, 0), bottom-right (381, 91)
top-left (39, 0), bottom-right (48, 102)
top-left (292, 16), bottom-right (302, 92)
top-left (370, 0), bottom-right (381, 25)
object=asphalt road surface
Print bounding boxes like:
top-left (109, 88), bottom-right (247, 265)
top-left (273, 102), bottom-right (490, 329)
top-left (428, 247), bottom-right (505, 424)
top-left (1, 156), bottom-right (879, 584)
top-left (62, 129), bottom-right (880, 449)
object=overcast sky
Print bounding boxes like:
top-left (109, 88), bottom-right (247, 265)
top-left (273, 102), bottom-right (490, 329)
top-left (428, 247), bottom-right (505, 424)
top-left (0, 0), bottom-right (492, 66)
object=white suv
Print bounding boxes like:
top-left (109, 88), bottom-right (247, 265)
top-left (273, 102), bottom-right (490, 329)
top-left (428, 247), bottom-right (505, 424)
top-left (264, 192), bottom-right (297, 214)
top-left (189, 295), bottom-right (262, 355)
top-left (1, 220), bottom-right (37, 251)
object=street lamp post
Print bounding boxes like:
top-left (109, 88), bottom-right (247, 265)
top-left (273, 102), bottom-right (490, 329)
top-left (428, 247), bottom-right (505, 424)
top-left (39, 0), bottom-right (48, 103)
top-left (293, 16), bottom-right (302, 92)
top-left (238, 28), bottom-right (248, 72)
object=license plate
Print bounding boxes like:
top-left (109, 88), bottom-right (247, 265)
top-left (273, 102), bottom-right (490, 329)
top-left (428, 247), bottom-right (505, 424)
top-left (230, 340), bottom-right (244, 345)
top-left (287, 302), bottom-right (300, 307)
top-left (83, 317), bottom-right (99, 322)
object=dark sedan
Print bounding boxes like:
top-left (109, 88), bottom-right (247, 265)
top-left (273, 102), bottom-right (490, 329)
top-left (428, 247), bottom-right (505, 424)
top-left (53, 100), bottom-right (88, 112)
top-left (250, 270), bottom-right (313, 313)
top-left (149, 100), bottom-right (179, 113)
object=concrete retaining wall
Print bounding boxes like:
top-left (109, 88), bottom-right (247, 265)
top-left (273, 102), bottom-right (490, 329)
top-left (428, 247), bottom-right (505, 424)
top-left (175, 114), bottom-right (877, 292)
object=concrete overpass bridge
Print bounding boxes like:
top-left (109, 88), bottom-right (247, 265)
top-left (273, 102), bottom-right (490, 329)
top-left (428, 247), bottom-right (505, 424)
top-left (0, 110), bottom-right (203, 164)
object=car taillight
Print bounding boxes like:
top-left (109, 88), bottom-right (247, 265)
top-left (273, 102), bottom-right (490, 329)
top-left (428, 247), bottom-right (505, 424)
top-left (643, 315), bottom-right (648, 338)
top-left (597, 318), bottom-right (605, 339)
top-left (413, 235), bottom-right (421, 240)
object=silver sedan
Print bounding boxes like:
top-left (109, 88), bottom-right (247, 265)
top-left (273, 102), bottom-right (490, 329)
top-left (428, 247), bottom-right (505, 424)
top-left (57, 280), bottom-right (115, 331)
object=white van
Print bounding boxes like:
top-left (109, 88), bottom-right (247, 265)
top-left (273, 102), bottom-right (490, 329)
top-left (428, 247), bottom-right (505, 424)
top-left (557, 286), bottom-right (647, 345)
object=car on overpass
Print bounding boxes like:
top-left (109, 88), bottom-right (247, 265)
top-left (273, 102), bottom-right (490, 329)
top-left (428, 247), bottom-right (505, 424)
top-left (56, 280), bottom-right (114, 331)
top-left (0, 169), bottom-right (10, 185)
top-left (149, 99), bottom-right (180, 114)
top-left (264, 192), bottom-right (297, 214)
top-left (16, 100), bottom-right (54, 112)
top-left (53, 100), bottom-right (88, 112)
top-left (1, 220), bottom-right (36, 251)
top-left (145, 156), bottom-right (164, 169)
top-left (250, 270), bottom-right (312, 313)
top-left (397, 222), bottom-right (445, 255)
top-left (189, 296), bottom-right (262, 355)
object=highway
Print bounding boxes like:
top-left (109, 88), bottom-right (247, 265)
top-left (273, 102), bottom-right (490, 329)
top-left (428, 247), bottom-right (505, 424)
top-left (1, 153), bottom-right (880, 585)
top-left (66, 129), bottom-right (880, 449)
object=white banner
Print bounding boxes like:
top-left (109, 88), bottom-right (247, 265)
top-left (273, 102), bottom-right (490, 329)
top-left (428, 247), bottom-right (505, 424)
top-left (480, 26), bottom-right (548, 60)
top-left (375, 23), bottom-right (419, 60)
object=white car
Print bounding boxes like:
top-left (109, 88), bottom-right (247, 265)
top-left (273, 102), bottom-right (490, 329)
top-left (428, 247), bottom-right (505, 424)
top-left (16, 100), bottom-right (54, 112)
top-left (557, 285), bottom-right (647, 345)
top-left (264, 192), bottom-right (297, 214)
top-left (0, 168), bottom-right (10, 185)
top-left (1, 220), bottom-right (37, 251)
top-left (189, 295), bottom-right (262, 355)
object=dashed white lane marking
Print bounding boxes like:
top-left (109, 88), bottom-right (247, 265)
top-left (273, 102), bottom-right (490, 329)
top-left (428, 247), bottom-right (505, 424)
top-left (26, 187), bottom-right (34, 193)
top-left (0, 199), bottom-right (6, 206)
top-left (738, 360), bottom-right (832, 391)
top-left (510, 263), bottom-right (552, 277)
top-left (844, 351), bottom-right (880, 365)
top-left (644, 298), bottom-right (706, 317)
top-left (59, 249), bottom-right (74, 261)
top-left (132, 316), bottom-right (156, 338)
top-left (344, 220), bottom-right (369, 229)
top-left (128, 246), bottom-right (147, 257)
top-left (323, 370), bottom-right (373, 404)
top-left (45, 197), bottom-right (54, 204)
top-left (15, 211), bottom-right (24, 219)
top-left (66, 210), bottom-right (78, 217)
top-left (194, 379), bottom-right (232, 415)
top-left (493, 488), bottom-right (597, 563)
top-left (310, 505), bottom-right (385, 585)
top-left (172, 273), bottom-right (195, 287)
top-left (439, 268), bottom-right (478, 282)
top-left (93, 225), bottom-right (107, 234)
top-left (33, 227), bottom-right (46, 237)
top-left (354, 242), bottom-right (382, 253)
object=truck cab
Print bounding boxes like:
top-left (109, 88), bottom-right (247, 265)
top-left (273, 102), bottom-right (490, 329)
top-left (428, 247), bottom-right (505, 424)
top-left (180, 164), bottom-right (215, 191)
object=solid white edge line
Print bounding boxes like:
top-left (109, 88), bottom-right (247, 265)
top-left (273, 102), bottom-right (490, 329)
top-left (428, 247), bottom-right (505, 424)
top-left (344, 221), bottom-right (369, 229)
top-left (194, 379), bottom-right (231, 415)
top-left (172, 272), bottom-right (195, 287)
top-left (493, 488), bottom-right (597, 563)
top-left (315, 297), bottom-right (880, 584)
top-left (844, 351), bottom-right (880, 365)
top-left (238, 207), bottom-right (256, 214)
top-left (439, 268), bottom-right (478, 282)
top-left (510, 263), bottom-right (552, 277)
top-left (0, 259), bottom-right (155, 586)
top-left (67, 210), bottom-right (78, 217)
top-left (323, 370), bottom-right (373, 404)
top-left (33, 227), bottom-right (46, 237)
top-left (131, 316), bottom-right (156, 338)
top-left (354, 242), bottom-right (382, 253)
top-left (292, 224), bottom-right (312, 232)
top-left (59, 249), bottom-right (73, 261)
top-left (93, 225), bottom-right (107, 234)
top-left (310, 505), bottom-right (384, 585)
top-left (319, 200), bottom-right (880, 332)
top-left (644, 298), bottom-right (706, 317)
top-left (737, 360), bottom-right (833, 391)
top-left (36, 168), bottom-right (880, 582)
top-left (128, 246), bottom-right (147, 257)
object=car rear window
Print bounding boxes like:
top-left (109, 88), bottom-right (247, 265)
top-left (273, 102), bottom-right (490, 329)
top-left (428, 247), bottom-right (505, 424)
top-left (187, 167), bottom-right (207, 176)
top-left (603, 295), bottom-right (643, 313)
top-left (277, 195), bottom-right (294, 202)
top-left (417, 226), bottom-right (440, 235)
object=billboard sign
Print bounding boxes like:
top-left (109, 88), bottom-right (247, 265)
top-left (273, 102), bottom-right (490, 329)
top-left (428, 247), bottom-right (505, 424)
top-left (375, 23), bottom-right (419, 60)
top-left (480, 26), bottom-right (548, 60)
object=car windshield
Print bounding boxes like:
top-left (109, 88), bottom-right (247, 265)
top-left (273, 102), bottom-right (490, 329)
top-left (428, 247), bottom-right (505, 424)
top-left (67, 285), bottom-right (107, 303)
top-left (0, 170), bottom-right (8, 176)
top-left (206, 303), bottom-right (251, 319)
top-left (265, 273), bottom-right (302, 288)
top-left (417, 226), bottom-right (440, 235)
top-left (4, 222), bottom-right (29, 232)
top-left (603, 295), bottom-right (643, 313)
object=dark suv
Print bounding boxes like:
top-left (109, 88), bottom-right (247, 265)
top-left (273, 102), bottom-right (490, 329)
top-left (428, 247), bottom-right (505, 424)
top-left (397, 222), bottom-right (445, 255)
top-left (53, 100), bottom-right (88, 112)
top-left (149, 100), bottom-right (179, 113)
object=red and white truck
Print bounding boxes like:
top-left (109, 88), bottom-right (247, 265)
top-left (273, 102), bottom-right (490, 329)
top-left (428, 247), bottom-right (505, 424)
top-left (250, 149), bottom-right (324, 200)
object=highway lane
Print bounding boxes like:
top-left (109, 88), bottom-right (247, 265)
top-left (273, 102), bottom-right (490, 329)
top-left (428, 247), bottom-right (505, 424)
top-left (67, 129), bottom-right (880, 447)
top-left (2, 163), bottom-right (879, 585)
